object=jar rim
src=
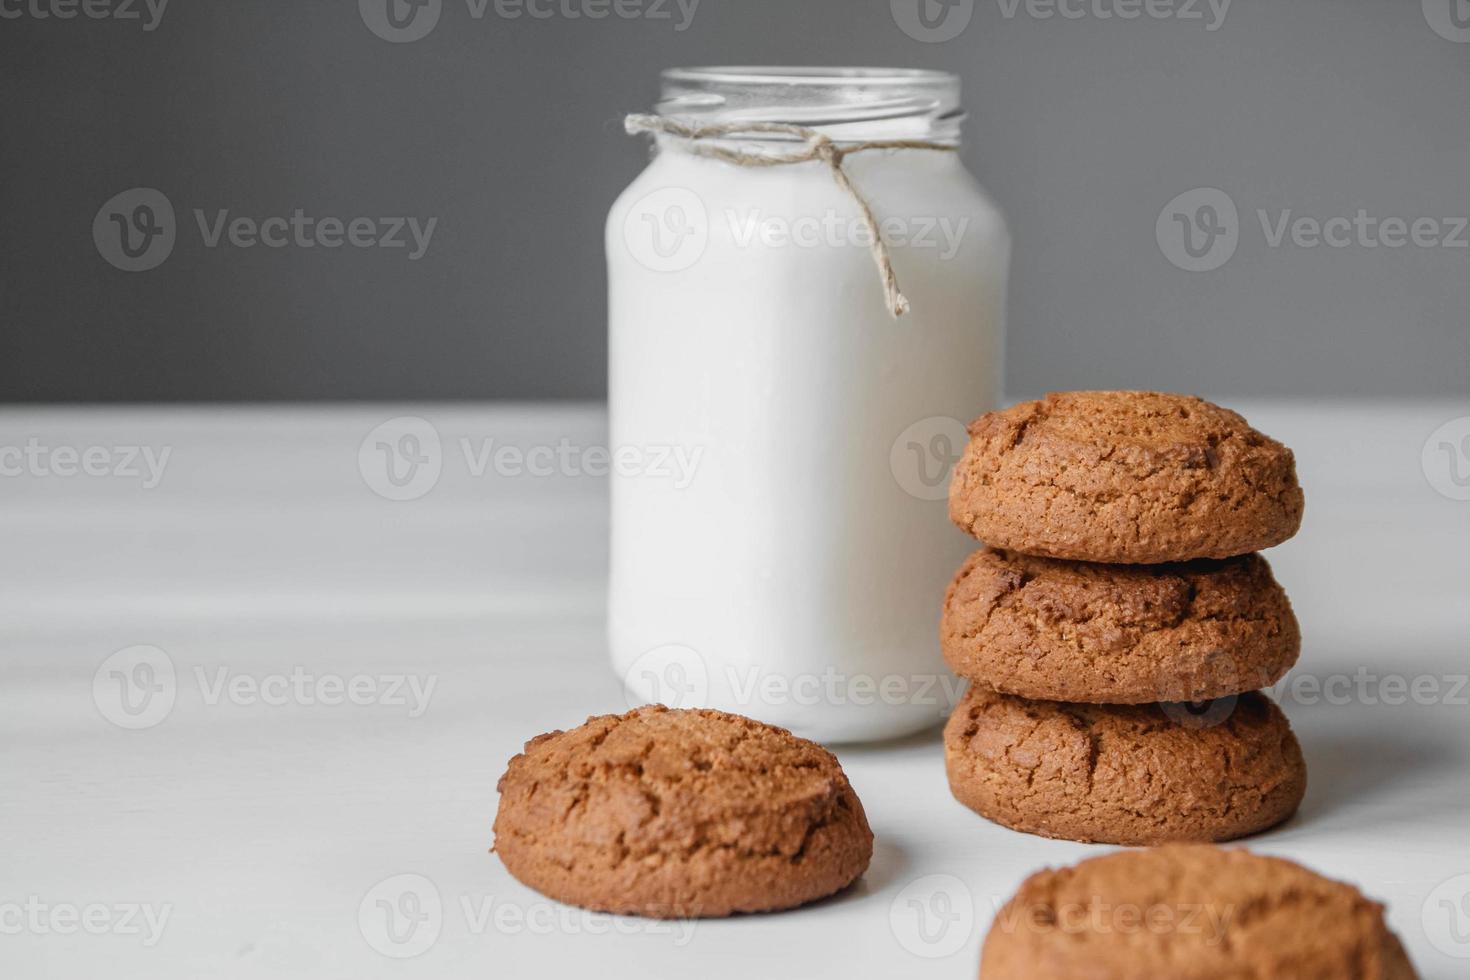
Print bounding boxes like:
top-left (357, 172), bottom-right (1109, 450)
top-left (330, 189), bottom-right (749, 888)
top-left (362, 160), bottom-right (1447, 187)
top-left (655, 65), bottom-right (963, 144)
top-left (662, 66), bottom-right (958, 87)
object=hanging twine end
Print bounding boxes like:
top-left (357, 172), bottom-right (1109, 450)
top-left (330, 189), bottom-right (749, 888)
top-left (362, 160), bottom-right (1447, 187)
top-left (624, 113), bottom-right (658, 136)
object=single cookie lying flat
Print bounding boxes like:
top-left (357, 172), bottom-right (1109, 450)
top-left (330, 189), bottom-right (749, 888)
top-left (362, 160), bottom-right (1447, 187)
top-left (980, 844), bottom-right (1418, 979)
top-left (941, 548), bottom-right (1299, 703)
top-left (949, 391), bottom-right (1304, 563)
top-left (493, 704), bottom-right (873, 918)
top-left (943, 688), bottom-right (1305, 845)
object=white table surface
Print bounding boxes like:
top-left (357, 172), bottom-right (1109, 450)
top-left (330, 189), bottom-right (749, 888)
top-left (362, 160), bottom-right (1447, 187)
top-left (3, 400), bottom-right (1469, 979)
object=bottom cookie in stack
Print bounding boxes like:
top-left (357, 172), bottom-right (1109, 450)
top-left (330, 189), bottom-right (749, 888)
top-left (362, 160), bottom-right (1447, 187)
top-left (943, 688), bottom-right (1306, 845)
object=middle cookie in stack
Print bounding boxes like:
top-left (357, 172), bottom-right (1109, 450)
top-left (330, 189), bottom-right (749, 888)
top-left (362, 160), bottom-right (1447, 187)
top-left (940, 391), bottom-right (1308, 845)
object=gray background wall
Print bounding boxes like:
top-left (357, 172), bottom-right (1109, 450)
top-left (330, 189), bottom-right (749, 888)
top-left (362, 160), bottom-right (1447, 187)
top-left (2, 0), bottom-right (1466, 402)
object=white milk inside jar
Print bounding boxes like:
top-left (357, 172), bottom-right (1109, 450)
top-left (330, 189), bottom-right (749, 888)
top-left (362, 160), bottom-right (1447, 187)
top-left (607, 68), bottom-right (1008, 742)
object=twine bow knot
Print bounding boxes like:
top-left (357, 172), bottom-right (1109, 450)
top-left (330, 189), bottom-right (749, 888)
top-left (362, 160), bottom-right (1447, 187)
top-left (624, 113), bottom-right (956, 318)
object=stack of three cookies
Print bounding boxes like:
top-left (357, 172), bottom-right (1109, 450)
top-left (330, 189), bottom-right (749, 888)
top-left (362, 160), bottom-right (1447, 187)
top-left (939, 391), bottom-right (1308, 845)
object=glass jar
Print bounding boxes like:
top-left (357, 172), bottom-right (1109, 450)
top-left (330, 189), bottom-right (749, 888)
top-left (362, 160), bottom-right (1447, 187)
top-left (606, 67), bottom-right (1008, 742)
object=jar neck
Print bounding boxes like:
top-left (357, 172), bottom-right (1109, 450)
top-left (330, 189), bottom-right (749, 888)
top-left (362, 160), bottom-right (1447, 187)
top-left (653, 67), bottom-right (964, 147)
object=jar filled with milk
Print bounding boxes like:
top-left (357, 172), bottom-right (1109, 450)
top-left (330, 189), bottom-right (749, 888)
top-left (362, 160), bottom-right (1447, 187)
top-left (607, 67), bottom-right (1008, 742)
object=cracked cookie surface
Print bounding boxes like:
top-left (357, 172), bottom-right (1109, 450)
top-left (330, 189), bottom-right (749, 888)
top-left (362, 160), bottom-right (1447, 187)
top-left (980, 844), bottom-right (1418, 979)
top-left (492, 704), bottom-right (873, 917)
top-left (941, 548), bottom-right (1299, 703)
top-left (948, 391), bottom-right (1305, 563)
top-left (943, 688), bottom-right (1305, 845)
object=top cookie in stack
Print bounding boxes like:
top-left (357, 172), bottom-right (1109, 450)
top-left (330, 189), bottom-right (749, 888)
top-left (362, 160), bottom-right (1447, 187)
top-left (949, 390), bottom-right (1303, 564)
top-left (940, 392), bottom-right (1308, 845)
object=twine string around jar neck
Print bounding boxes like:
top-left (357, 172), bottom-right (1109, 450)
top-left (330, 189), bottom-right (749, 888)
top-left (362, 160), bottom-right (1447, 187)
top-left (624, 113), bottom-right (958, 318)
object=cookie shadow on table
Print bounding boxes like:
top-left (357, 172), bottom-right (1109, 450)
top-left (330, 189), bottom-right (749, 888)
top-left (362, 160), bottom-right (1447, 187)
top-left (1281, 714), bottom-right (1461, 832)
top-left (807, 835), bottom-right (912, 912)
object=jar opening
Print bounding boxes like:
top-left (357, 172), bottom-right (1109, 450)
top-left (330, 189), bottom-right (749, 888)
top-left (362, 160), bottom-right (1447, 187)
top-left (656, 66), bottom-right (963, 144)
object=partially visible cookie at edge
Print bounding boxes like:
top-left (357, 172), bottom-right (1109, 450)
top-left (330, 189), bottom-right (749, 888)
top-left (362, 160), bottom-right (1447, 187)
top-left (941, 547), bottom-right (1300, 703)
top-left (949, 391), bottom-right (1305, 563)
top-left (492, 704), bottom-right (873, 918)
top-left (943, 687), bottom-right (1306, 846)
top-left (980, 844), bottom-right (1418, 979)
